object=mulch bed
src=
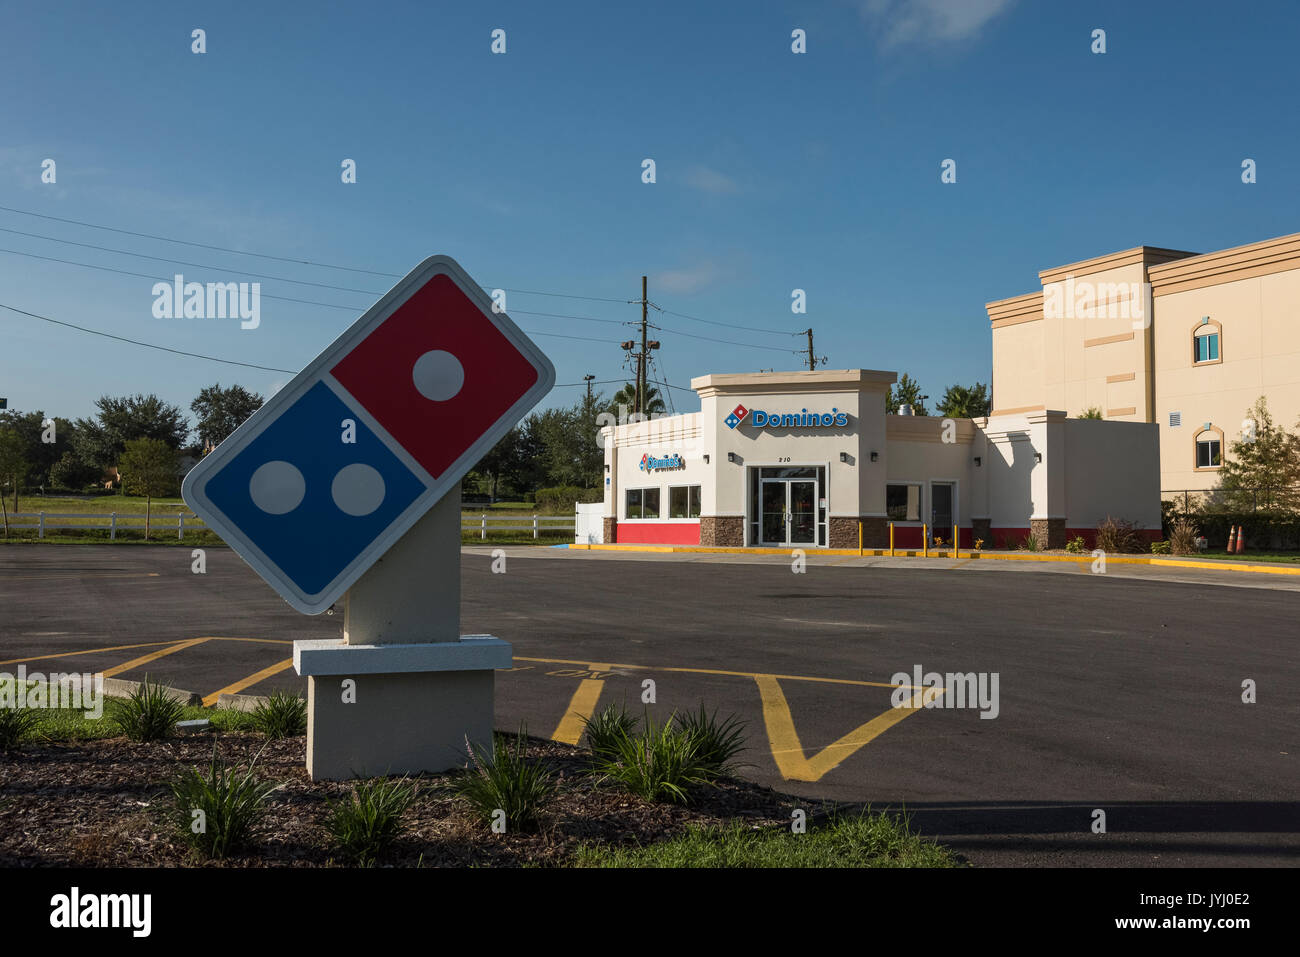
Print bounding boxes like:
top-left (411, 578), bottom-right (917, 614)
top-left (0, 732), bottom-right (803, 867)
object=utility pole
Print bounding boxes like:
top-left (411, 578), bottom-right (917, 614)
top-left (583, 374), bottom-right (595, 404)
top-left (621, 277), bottom-right (658, 417)
top-left (803, 329), bottom-right (817, 370)
top-left (640, 276), bottom-right (648, 415)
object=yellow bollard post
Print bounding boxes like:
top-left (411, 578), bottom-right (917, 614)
top-left (954, 523), bottom-right (959, 558)
top-left (889, 522), bottom-right (894, 557)
top-left (923, 523), bottom-right (928, 558)
top-left (858, 520), bottom-right (863, 556)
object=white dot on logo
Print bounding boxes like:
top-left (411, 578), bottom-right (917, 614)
top-left (412, 350), bottom-right (464, 401)
top-left (249, 461), bottom-right (305, 515)
top-left (331, 463), bottom-right (386, 516)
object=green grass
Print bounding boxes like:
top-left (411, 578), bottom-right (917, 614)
top-left (168, 744), bottom-right (282, 859)
top-left (675, 704), bottom-right (748, 776)
top-left (572, 809), bottom-right (959, 868)
top-left (106, 677), bottom-right (189, 741)
top-left (454, 725), bottom-right (556, 832)
top-left (0, 677), bottom-right (255, 745)
top-left (249, 691), bottom-right (307, 739)
top-left (581, 701), bottom-right (641, 762)
top-left (326, 776), bottom-right (419, 865)
top-left (593, 710), bottom-right (719, 804)
top-left (1187, 550), bottom-right (1300, 564)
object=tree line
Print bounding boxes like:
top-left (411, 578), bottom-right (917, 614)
top-left (0, 384), bottom-right (264, 509)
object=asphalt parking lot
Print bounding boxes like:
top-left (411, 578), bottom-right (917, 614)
top-left (1, 544), bottom-right (1296, 867)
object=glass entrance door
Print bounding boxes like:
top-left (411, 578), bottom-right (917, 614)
top-left (760, 481), bottom-right (787, 545)
top-left (759, 477), bottom-right (819, 545)
top-left (789, 480), bottom-right (816, 544)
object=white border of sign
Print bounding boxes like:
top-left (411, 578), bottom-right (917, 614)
top-left (182, 255), bottom-right (555, 615)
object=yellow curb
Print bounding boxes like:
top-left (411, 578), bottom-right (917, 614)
top-left (564, 543), bottom-right (1300, 574)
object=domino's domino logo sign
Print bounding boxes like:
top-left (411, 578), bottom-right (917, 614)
top-left (182, 255), bottom-right (555, 614)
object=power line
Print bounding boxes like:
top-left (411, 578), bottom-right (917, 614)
top-left (0, 203), bottom-right (810, 344)
top-left (0, 224), bottom-right (383, 295)
top-left (0, 203), bottom-right (403, 277)
top-left (659, 306), bottom-right (796, 337)
top-left (0, 302), bottom-right (297, 373)
top-left (648, 320), bottom-right (797, 354)
top-left (0, 247), bottom-right (362, 311)
top-left (0, 205), bottom-right (636, 304)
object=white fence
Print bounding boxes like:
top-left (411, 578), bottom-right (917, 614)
top-left (462, 514), bottom-right (575, 539)
top-left (2, 512), bottom-right (203, 540)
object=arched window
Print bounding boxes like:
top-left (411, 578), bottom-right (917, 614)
top-left (1193, 425), bottom-right (1224, 470)
top-left (1192, 318), bottom-right (1222, 365)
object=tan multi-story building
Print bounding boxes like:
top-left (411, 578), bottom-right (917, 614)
top-left (987, 231), bottom-right (1300, 496)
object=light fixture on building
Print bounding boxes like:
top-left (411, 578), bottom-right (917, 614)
top-left (604, 463), bottom-right (609, 472)
top-left (974, 456), bottom-right (982, 467)
top-left (703, 454), bottom-right (710, 464)
top-left (727, 452), bottom-right (737, 463)
top-left (839, 452), bottom-right (849, 463)
top-left (1034, 452), bottom-right (1042, 463)
top-left (870, 451), bottom-right (878, 462)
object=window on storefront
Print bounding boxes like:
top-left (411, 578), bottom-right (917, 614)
top-left (626, 487), bottom-right (661, 518)
top-left (886, 484), bottom-right (923, 521)
top-left (669, 485), bottom-right (701, 518)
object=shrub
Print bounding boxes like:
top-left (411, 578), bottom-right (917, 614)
top-left (1018, 533), bottom-right (1041, 552)
top-left (107, 676), bottom-right (187, 742)
top-left (973, 538), bottom-right (984, 551)
top-left (534, 486), bottom-right (602, 513)
top-left (169, 745), bottom-right (281, 859)
top-left (594, 711), bottom-right (716, 804)
top-left (1095, 516), bottom-right (1144, 554)
top-left (1064, 536), bottom-right (1086, 554)
top-left (0, 704), bottom-right (41, 750)
top-left (250, 691), bottom-right (307, 740)
top-left (1168, 516), bottom-right (1200, 556)
top-left (1151, 540), bottom-right (1171, 554)
top-left (675, 704), bottom-right (747, 776)
top-left (455, 724), bottom-right (555, 832)
top-left (326, 776), bottom-right (418, 865)
top-left (581, 701), bottom-right (640, 762)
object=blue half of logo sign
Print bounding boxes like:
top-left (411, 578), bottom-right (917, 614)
top-left (203, 381), bottom-right (426, 597)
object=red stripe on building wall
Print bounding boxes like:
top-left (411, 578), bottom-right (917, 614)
top-left (615, 522), bottom-right (701, 545)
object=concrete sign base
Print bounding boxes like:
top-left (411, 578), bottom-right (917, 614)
top-left (293, 489), bottom-right (509, 781)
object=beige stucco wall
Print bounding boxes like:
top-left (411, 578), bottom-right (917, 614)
top-left (989, 233), bottom-right (1300, 496)
top-left (603, 412), bottom-right (709, 520)
top-left (1152, 268), bottom-right (1300, 491)
top-left (884, 415), bottom-right (976, 529)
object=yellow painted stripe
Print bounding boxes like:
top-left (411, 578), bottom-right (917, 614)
top-left (202, 658), bottom-right (294, 707)
top-left (755, 674), bottom-right (942, 782)
top-left (550, 662), bottom-right (610, 745)
top-left (0, 572), bottom-right (161, 582)
top-left (0, 639), bottom-right (182, 667)
top-left (101, 638), bottom-right (210, 678)
top-left (515, 655), bottom-right (912, 690)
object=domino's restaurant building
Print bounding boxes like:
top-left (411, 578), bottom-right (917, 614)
top-left (593, 369), bottom-right (1161, 550)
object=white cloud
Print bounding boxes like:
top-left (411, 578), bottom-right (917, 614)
top-left (860, 0), bottom-right (1015, 47)
top-left (684, 165), bottom-right (740, 195)
top-left (653, 261), bottom-right (725, 295)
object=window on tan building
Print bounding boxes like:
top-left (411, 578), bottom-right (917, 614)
top-left (1194, 426), bottom-right (1224, 470)
top-left (1192, 319), bottom-right (1222, 365)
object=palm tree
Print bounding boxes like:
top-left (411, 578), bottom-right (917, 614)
top-left (609, 382), bottom-right (667, 417)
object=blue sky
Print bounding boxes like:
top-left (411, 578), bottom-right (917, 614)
top-left (2, 0), bottom-right (1298, 427)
